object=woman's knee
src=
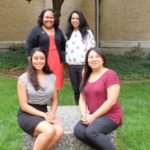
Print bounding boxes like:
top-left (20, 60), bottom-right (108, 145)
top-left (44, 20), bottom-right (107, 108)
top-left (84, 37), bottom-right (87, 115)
top-left (43, 126), bottom-right (56, 140)
top-left (54, 124), bottom-right (64, 137)
top-left (74, 122), bottom-right (80, 137)
top-left (74, 123), bottom-right (77, 134)
top-left (74, 121), bottom-right (85, 138)
top-left (85, 126), bottom-right (99, 139)
top-left (35, 121), bottom-right (56, 139)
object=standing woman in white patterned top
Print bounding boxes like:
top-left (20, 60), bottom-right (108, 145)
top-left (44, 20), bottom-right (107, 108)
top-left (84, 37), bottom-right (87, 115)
top-left (17, 47), bottom-right (64, 150)
top-left (65, 10), bottom-right (95, 105)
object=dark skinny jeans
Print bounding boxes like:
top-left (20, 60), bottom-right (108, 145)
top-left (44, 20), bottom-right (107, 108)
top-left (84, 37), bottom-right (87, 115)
top-left (74, 115), bottom-right (119, 150)
top-left (68, 64), bottom-right (84, 105)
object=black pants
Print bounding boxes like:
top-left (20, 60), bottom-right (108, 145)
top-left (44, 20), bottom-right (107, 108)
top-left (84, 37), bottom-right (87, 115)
top-left (68, 65), bottom-right (84, 105)
top-left (74, 115), bottom-right (119, 150)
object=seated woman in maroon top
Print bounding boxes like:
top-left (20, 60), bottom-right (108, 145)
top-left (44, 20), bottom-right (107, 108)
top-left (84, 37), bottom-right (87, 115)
top-left (74, 47), bottom-right (123, 150)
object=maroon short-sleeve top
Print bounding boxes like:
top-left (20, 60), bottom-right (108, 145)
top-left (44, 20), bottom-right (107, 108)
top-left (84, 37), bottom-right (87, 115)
top-left (83, 69), bottom-right (123, 125)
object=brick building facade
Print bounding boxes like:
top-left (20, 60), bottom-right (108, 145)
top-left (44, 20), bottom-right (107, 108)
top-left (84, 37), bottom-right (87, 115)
top-left (0, 0), bottom-right (150, 52)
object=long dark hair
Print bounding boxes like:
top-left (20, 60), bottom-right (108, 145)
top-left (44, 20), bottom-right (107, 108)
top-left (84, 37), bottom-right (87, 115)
top-left (28, 47), bottom-right (52, 90)
top-left (80, 47), bottom-right (106, 92)
top-left (37, 8), bottom-right (59, 29)
top-left (66, 10), bottom-right (89, 40)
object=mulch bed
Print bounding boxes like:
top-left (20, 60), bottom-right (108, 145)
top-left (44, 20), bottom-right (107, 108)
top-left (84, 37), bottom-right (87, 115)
top-left (1, 69), bottom-right (150, 83)
top-left (1, 69), bottom-right (26, 79)
top-left (1, 68), bottom-right (70, 81)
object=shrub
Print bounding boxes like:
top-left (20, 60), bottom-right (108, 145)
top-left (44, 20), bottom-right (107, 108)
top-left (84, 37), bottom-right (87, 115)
top-left (124, 44), bottom-right (145, 60)
top-left (146, 52), bottom-right (150, 60)
top-left (105, 53), bottom-right (150, 79)
top-left (9, 43), bottom-right (26, 54)
top-left (0, 43), bottom-right (28, 69)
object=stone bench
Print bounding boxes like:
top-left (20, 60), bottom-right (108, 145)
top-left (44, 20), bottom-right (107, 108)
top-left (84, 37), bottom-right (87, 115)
top-left (23, 106), bottom-right (116, 150)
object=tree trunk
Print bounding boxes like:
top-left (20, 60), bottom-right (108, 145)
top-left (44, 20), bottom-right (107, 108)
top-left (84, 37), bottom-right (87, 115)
top-left (52, 0), bottom-right (64, 25)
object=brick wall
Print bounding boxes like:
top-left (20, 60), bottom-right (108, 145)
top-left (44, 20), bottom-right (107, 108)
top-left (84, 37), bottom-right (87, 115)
top-left (1, 0), bottom-right (150, 50)
top-left (0, 0), bottom-right (95, 42)
top-left (100, 0), bottom-right (150, 40)
top-left (60, 0), bottom-right (96, 35)
top-left (0, 0), bottom-right (44, 41)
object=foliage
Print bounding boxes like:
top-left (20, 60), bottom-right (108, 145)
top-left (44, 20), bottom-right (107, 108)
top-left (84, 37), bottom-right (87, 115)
top-left (0, 43), bottom-right (150, 79)
top-left (0, 43), bottom-right (28, 69)
top-left (146, 52), bottom-right (150, 60)
top-left (124, 44), bottom-right (145, 60)
top-left (105, 53), bottom-right (150, 80)
top-left (9, 43), bottom-right (26, 53)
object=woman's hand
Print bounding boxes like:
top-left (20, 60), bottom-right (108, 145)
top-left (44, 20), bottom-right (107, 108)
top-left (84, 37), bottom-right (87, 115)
top-left (49, 118), bottom-right (58, 124)
top-left (41, 111), bottom-right (56, 123)
top-left (41, 112), bottom-right (49, 122)
top-left (47, 111), bottom-right (55, 119)
top-left (81, 113), bottom-right (88, 121)
top-left (82, 114), bottom-right (95, 125)
top-left (46, 111), bottom-right (57, 123)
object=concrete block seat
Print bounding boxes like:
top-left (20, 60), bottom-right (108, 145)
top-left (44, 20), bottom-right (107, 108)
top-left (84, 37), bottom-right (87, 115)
top-left (23, 106), bottom-right (116, 150)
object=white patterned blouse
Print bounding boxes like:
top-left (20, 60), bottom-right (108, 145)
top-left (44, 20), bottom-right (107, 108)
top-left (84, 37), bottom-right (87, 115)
top-left (65, 29), bottom-right (95, 65)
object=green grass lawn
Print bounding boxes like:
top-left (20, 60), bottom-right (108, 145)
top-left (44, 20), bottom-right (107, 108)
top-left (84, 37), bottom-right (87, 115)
top-left (117, 81), bottom-right (150, 150)
top-left (0, 75), bottom-right (150, 150)
top-left (0, 75), bottom-right (23, 150)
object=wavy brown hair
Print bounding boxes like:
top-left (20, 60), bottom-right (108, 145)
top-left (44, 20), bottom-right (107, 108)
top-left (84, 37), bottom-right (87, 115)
top-left (28, 47), bottom-right (52, 90)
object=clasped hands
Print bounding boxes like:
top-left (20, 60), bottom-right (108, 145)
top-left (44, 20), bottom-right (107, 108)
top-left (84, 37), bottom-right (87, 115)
top-left (43, 111), bottom-right (57, 124)
top-left (81, 113), bottom-right (95, 125)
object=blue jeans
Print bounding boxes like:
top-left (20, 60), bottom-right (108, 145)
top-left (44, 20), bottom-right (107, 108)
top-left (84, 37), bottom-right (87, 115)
top-left (74, 115), bottom-right (119, 150)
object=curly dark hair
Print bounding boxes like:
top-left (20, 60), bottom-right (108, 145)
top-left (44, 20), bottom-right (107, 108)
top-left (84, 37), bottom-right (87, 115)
top-left (80, 47), bottom-right (106, 91)
top-left (28, 47), bottom-right (52, 90)
top-left (65, 10), bottom-right (89, 40)
top-left (37, 8), bottom-right (59, 29)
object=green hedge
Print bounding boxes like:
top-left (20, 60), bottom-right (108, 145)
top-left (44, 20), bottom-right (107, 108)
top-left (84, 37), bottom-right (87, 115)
top-left (0, 43), bottom-right (150, 80)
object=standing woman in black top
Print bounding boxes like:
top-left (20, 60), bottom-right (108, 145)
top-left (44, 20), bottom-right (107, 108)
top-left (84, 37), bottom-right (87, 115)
top-left (26, 8), bottom-right (66, 91)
